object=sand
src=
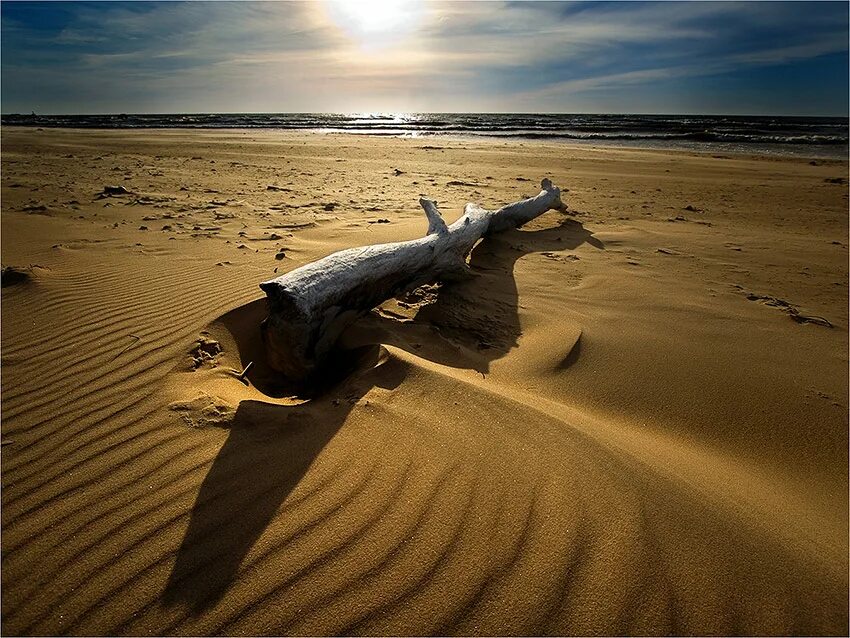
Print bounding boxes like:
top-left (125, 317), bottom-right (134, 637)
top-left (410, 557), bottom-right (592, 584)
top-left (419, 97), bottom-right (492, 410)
top-left (1, 127), bottom-right (847, 636)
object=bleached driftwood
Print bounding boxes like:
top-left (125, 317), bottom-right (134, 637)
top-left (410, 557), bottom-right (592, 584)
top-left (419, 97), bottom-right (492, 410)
top-left (259, 179), bottom-right (567, 380)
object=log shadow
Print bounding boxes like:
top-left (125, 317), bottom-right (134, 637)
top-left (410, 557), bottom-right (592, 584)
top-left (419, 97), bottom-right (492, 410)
top-left (344, 217), bottom-right (603, 373)
top-left (163, 344), bottom-right (405, 612)
top-left (164, 216), bottom-right (601, 613)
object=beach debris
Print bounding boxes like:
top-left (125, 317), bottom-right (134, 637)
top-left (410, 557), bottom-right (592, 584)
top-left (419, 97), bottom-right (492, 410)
top-left (824, 177), bottom-right (847, 184)
top-left (260, 178), bottom-right (568, 380)
top-left (229, 361), bottom-right (253, 383)
top-left (275, 251), bottom-right (286, 260)
top-left (97, 185), bottom-right (134, 198)
top-left (368, 218), bottom-right (391, 224)
top-left (113, 334), bottom-right (142, 360)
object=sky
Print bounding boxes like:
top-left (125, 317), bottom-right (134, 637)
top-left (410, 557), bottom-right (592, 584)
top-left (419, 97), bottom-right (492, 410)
top-left (1, 0), bottom-right (848, 116)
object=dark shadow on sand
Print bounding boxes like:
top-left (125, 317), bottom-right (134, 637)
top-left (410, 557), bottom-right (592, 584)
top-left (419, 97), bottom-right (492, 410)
top-left (347, 217), bottom-right (603, 373)
top-left (164, 217), bottom-right (602, 612)
top-left (163, 345), bottom-right (405, 611)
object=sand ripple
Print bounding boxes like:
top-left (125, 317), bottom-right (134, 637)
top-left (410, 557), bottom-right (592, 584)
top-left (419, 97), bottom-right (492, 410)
top-left (2, 129), bottom-right (846, 635)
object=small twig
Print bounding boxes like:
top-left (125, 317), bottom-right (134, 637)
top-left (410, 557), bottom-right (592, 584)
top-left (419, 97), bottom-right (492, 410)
top-left (230, 361), bottom-right (253, 383)
top-left (1, 439), bottom-right (15, 446)
top-left (113, 334), bottom-right (141, 360)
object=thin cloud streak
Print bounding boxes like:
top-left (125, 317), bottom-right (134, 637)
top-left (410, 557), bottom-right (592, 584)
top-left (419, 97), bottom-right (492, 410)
top-left (521, 37), bottom-right (850, 101)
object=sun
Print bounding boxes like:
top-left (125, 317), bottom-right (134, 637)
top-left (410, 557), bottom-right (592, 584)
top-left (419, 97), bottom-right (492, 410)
top-left (323, 0), bottom-right (424, 49)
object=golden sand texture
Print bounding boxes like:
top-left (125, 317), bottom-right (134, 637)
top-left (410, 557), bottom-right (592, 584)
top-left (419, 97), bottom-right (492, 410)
top-left (1, 128), bottom-right (847, 635)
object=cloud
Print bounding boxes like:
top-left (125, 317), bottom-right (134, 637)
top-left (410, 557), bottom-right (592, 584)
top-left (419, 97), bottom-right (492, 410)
top-left (1, 1), bottom-right (847, 114)
top-left (520, 35), bottom-right (850, 101)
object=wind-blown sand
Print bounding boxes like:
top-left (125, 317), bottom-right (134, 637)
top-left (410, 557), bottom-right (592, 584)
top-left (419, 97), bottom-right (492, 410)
top-left (1, 127), bottom-right (847, 636)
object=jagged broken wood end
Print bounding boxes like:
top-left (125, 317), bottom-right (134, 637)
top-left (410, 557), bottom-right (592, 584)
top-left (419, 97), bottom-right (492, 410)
top-left (259, 178), bottom-right (568, 380)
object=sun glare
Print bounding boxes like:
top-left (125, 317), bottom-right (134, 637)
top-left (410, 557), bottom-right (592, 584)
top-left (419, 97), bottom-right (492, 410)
top-left (323, 0), bottom-right (424, 49)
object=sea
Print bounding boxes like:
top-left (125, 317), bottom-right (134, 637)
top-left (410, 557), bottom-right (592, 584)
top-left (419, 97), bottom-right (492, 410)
top-left (3, 113), bottom-right (848, 159)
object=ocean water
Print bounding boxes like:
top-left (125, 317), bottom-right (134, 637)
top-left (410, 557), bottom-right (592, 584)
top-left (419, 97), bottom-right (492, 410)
top-left (3, 112), bottom-right (848, 158)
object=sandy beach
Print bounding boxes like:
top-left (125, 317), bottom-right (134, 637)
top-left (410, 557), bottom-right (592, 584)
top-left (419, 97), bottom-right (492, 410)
top-left (1, 127), bottom-right (847, 635)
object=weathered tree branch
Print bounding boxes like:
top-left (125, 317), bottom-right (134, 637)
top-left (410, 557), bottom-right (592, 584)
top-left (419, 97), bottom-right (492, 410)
top-left (259, 179), bottom-right (567, 380)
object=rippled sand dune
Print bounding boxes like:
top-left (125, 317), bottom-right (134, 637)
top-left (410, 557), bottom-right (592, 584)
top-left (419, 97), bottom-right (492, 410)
top-left (2, 129), bottom-right (847, 635)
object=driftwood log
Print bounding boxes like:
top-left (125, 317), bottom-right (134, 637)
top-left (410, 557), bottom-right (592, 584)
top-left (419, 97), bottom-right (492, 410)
top-left (259, 178), bottom-right (567, 380)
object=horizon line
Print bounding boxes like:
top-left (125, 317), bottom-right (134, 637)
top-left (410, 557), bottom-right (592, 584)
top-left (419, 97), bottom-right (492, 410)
top-left (3, 110), bottom-right (849, 119)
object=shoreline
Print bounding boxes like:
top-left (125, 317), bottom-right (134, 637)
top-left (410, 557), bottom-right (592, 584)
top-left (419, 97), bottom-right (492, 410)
top-left (4, 118), bottom-right (850, 160)
top-left (4, 124), bottom-right (849, 162)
